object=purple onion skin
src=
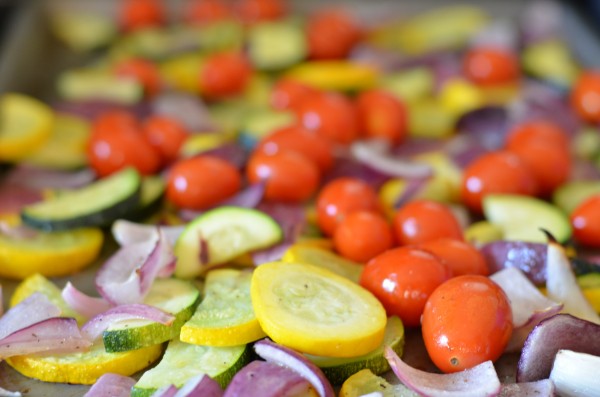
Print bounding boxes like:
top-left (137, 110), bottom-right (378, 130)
top-left (517, 314), bottom-right (600, 383)
top-left (498, 379), bottom-right (554, 397)
top-left (481, 241), bottom-right (547, 286)
top-left (456, 106), bottom-right (509, 151)
top-left (223, 360), bottom-right (313, 397)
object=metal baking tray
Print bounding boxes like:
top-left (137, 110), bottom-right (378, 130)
top-left (0, 0), bottom-right (569, 395)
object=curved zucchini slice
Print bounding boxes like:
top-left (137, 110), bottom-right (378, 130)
top-left (103, 278), bottom-right (201, 353)
top-left (131, 340), bottom-right (250, 396)
top-left (127, 175), bottom-right (166, 221)
top-left (21, 167), bottom-right (141, 231)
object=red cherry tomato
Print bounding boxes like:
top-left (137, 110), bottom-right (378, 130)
top-left (142, 115), bottom-right (189, 164)
top-left (392, 200), bottom-right (464, 246)
top-left (356, 89), bottom-right (408, 145)
top-left (87, 127), bottom-right (161, 177)
top-left (360, 247), bottom-right (452, 327)
top-left (119, 0), bottom-right (165, 31)
top-left (306, 8), bottom-right (362, 60)
top-left (505, 120), bottom-right (569, 149)
top-left (295, 92), bottom-right (359, 145)
top-left (571, 195), bottom-right (600, 248)
top-left (316, 177), bottom-right (382, 236)
top-left (255, 125), bottom-right (333, 173)
top-left (185, 0), bottom-right (231, 24)
top-left (571, 70), bottom-right (600, 123)
top-left (270, 79), bottom-right (320, 111)
top-left (333, 211), bottom-right (394, 263)
top-left (166, 155), bottom-right (241, 210)
top-left (421, 275), bottom-right (513, 373)
top-left (91, 110), bottom-right (139, 137)
top-left (235, 0), bottom-right (286, 24)
top-left (246, 151), bottom-right (320, 203)
top-left (200, 51), bottom-right (253, 100)
top-left (114, 58), bottom-right (161, 98)
top-left (463, 47), bottom-right (520, 86)
top-left (461, 151), bottom-right (538, 213)
top-left (418, 238), bottom-right (489, 277)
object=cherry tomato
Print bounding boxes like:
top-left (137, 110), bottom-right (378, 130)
top-left (571, 70), bottom-right (600, 123)
top-left (333, 211), bottom-right (394, 263)
top-left (461, 151), bottom-right (538, 213)
top-left (200, 51), bottom-right (253, 100)
top-left (166, 155), bottom-right (241, 210)
top-left (463, 47), bottom-right (520, 86)
top-left (295, 92), bottom-right (359, 145)
top-left (316, 177), bottom-right (382, 236)
top-left (356, 89), bottom-right (408, 145)
top-left (87, 127), bottom-right (161, 177)
top-left (142, 115), bottom-right (189, 164)
top-left (91, 110), bottom-right (139, 137)
top-left (360, 247), bottom-right (452, 327)
top-left (306, 8), bottom-right (362, 60)
top-left (392, 200), bottom-right (464, 246)
top-left (185, 0), bottom-right (231, 24)
top-left (421, 275), bottom-right (513, 373)
top-left (418, 238), bottom-right (489, 277)
top-left (114, 58), bottom-right (161, 98)
top-left (119, 0), bottom-right (165, 31)
top-left (246, 151), bottom-right (320, 203)
top-left (571, 195), bottom-right (600, 247)
top-left (505, 120), bottom-right (569, 149)
top-left (255, 125), bottom-right (333, 173)
top-left (270, 79), bottom-right (320, 111)
top-left (235, 0), bottom-right (286, 24)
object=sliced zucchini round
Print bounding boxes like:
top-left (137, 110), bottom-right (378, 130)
top-left (21, 167), bottom-right (141, 231)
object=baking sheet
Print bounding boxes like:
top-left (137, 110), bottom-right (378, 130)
top-left (0, 1), bottom-right (541, 395)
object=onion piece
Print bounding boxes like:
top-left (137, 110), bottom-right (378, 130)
top-left (53, 101), bottom-right (151, 121)
top-left (4, 165), bottom-right (96, 190)
top-left (201, 143), bottom-right (248, 170)
top-left (490, 267), bottom-right (561, 328)
top-left (0, 223), bottom-right (39, 239)
top-left (82, 304), bottom-right (175, 341)
top-left (0, 183), bottom-right (43, 215)
top-left (96, 229), bottom-right (175, 305)
top-left (111, 220), bottom-right (184, 247)
top-left (152, 92), bottom-right (216, 132)
top-left (549, 350), bottom-right (600, 397)
top-left (83, 373), bottom-right (136, 397)
top-left (61, 282), bottom-right (112, 319)
top-left (455, 107), bottom-right (509, 152)
top-left (323, 156), bottom-right (390, 189)
top-left (253, 339), bottom-right (335, 397)
top-left (481, 241), bottom-right (547, 286)
top-left (350, 140), bottom-right (433, 179)
top-left (384, 347), bottom-right (501, 397)
top-left (0, 387), bottom-right (21, 397)
top-left (0, 285), bottom-right (3, 318)
top-left (517, 314), bottom-right (600, 382)
top-left (545, 239), bottom-right (600, 324)
top-left (151, 385), bottom-right (178, 397)
top-left (0, 317), bottom-right (91, 358)
top-left (0, 293), bottom-right (61, 340)
top-left (223, 360), bottom-right (315, 397)
top-left (498, 379), bottom-right (554, 397)
top-left (175, 374), bottom-right (223, 397)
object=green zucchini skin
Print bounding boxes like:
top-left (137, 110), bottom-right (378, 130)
top-left (21, 168), bottom-right (142, 231)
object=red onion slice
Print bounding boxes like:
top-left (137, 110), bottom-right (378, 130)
top-left (498, 379), bottom-right (554, 397)
top-left (253, 339), bottom-right (335, 397)
top-left (384, 347), bottom-right (501, 397)
top-left (223, 360), bottom-right (315, 397)
top-left (151, 385), bottom-right (178, 397)
top-left (61, 282), bottom-right (112, 319)
top-left (0, 223), bottom-right (39, 239)
top-left (82, 304), bottom-right (175, 341)
top-left (546, 240), bottom-right (600, 324)
top-left (112, 220), bottom-right (184, 247)
top-left (152, 92), bottom-right (216, 132)
top-left (83, 373), bottom-right (136, 397)
top-left (96, 229), bottom-right (175, 305)
top-left (0, 183), bottom-right (43, 215)
top-left (0, 285), bottom-right (3, 318)
top-left (517, 314), bottom-right (600, 382)
top-left (0, 317), bottom-right (91, 358)
top-left (4, 165), bottom-right (96, 190)
top-left (0, 293), bottom-right (61, 340)
top-left (481, 241), bottom-right (547, 286)
top-left (174, 374), bottom-right (223, 397)
top-left (0, 386), bottom-right (22, 397)
top-left (53, 101), bottom-right (151, 121)
top-left (350, 140), bottom-right (433, 179)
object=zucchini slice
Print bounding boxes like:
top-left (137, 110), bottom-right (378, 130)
top-left (103, 278), bottom-right (201, 353)
top-left (131, 340), bottom-right (250, 396)
top-left (21, 167), bottom-right (141, 231)
top-left (126, 175), bottom-right (166, 221)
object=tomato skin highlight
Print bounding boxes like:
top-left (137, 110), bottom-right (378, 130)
top-left (200, 51), bottom-right (253, 100)
top-left (316, 177), bottom-right (382, 236)
top-left (392, 199), bottom-right (464, 246)
top-left (360, 247), bottom-right (452, 327)
top-left (571, 195), bottom-right (600, 248)
top-left (246, 151), bottom-right (320, 203)
top-left (356, 89), bottom-right (408, 145)
top-left (166, 155), bottom-right (242, 210)
top-left (421, 275), bottom-right (513, 373)
top-left (461, 151), bottom-right (538, 213)
top-left (463, 47), bottom-right (520, 86)
top-left (333, 211), bottom-right (394, 263)
top-left (571, 70), bottom-right (600, 123)
top-left (418, 238), bottom-right (489, 277)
